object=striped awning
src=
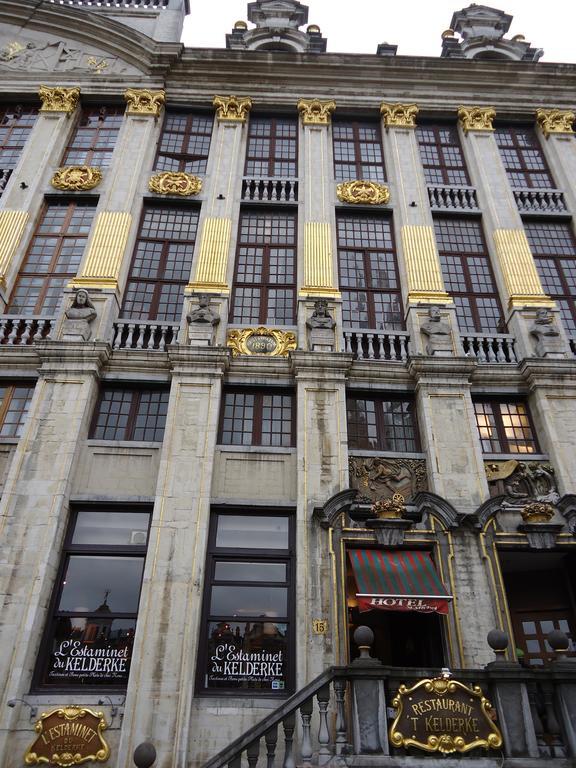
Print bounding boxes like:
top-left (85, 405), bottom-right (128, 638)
top-left (348, 549), bottom-right (452, 615)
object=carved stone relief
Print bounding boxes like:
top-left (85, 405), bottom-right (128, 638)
top-left (349, 456), bottom-right (428, 503)
top-left (484, 459), bottom-right (559, 505)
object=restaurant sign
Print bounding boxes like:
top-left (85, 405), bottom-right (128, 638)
top-left (209, 643), bottom-right (286, 689)
top-left (389, 675), bottom-right (503, 754)
top-left (25, 706), bottom-right (110, 767)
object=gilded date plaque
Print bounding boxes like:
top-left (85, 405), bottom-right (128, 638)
top-left (227, 327), bottom-right (296, 357)
top-left (389, 675), bottom-right (502, 755)
top-left (25, 706), bottom-right (110, 767)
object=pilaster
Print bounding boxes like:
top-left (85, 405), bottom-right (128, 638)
top-left (535, 109), bottom-right (576, 218)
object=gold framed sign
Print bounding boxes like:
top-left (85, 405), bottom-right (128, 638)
top-left (389, 675), bottom-right (503, 754)
top-left (25, 706), bottom-right (110, 767)
top-left (227, 327), bottom-right (296, 357)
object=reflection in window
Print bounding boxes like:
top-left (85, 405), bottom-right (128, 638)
top-left (63, 106), bottom-right (124, 168)
top-left (218, 390), bottom-right (295, 448)
top-left (332, 121), bottom-right (385, 182)
top-left (0, 382), bottom-right (34, 437)
top-left (90, 388), bottom-right (169, 442)
top-left (474, 401), bottom-right (537, 454)
top-left (155, 111), bottom-right (212, 174)
top-left (495, 127), bottom-right (555, 189)
top-left (245, 117), bottom-right (297, 177)
top-left (417, 124), bottom-right (470, 186)
top-left (347, 395), bottom-right (419, 452)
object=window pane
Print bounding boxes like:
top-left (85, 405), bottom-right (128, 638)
top-left (210, 586), bottom-right (287, 617)
top-left (72, 512), bottom-right (150, 546)
top-left (215, 515), bottom-right (289, 549)
top-left (495, 128), bottom-right (555, 189)
top-left (333, 121), bottom-right (385, 182)
top-left (57, 556), bottom-right (144, 613)
top-left (214, 562), bottom-right (287, 582)
top-left (0, 383), bottom-right (34, 438)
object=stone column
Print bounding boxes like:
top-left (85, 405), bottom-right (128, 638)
top-left (0, 341), bottom-right (109, 766)
top-left (535, 108), bottom-right (576, 215)
top-left (291, 351), bottom-right (352, 682)
top-left (296, 99), bottom-right (341, 348)
top-left (0, 86), bottom-right (81, 310)
top-left (185, 95), bottom-right (252, 346)
top-left (66, 89), bottom-right (166, 344)
top-left (380, 102), bottom-right (460, 355)
top-left (116, 347), bottom-right (229, 768)
top-left (458, 105), bottom-right (560, 359)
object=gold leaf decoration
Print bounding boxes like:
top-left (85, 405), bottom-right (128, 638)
top-left (227, 327), bottom-right (297, 357)
top-left (25, 706), bottom-right (110, 766)
top-left (124, 88), bottom-right (165, 117)
top-left (380, 102), bottom-right (419, 127)
top-left (149, 172), bottom-right (202, 196)
top-left (297, 98), bottom-right (336, 125)
top-left (213, 95), bottom-right (252, 122)
top-left (337, 180), bottom-right (390, 205)
top-left (521, 501), bottom-right (555, 524)
top-left (39, 85), bottom-right (81, 113)
top-left (457, 105), bottom-right (496, 133)
top-left (536, 108), bottom-right (575, 137)
top-left (51, 166), bottom-right (102, 191)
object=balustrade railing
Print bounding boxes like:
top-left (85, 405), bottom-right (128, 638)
top-left (47, 0), bottom-right (168, 7)
top-left (427, 184), bottom-right (479, 211)
top-left (112, 320), bottom-right (179, 351)
top-left (0, 168), bottom-right (13, 197)
top-left (241, 177), bottom-right (298, 203)
top-left (513, 188), bottom-right (567, 214)
top-left (0, 316), bottom-right (52, 345)
top-left (462, 332), bottom-right (517, 363)
top-left (343, 329), bottom-right (409, 361)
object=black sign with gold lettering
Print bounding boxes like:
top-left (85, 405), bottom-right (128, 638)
top-left (389, 675), bottom-right (503, 754)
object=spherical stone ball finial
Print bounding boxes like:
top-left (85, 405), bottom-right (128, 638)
top-left (134, 742), bottom-right (157, 768)
top-left (487, 629), bottom-right (509, 652)
top-left (307, 24), bottom-right (321, 34)
top-left (442, 28), bottom-right (456, 39)
top-left (234, 20), bottom-right (248, 30)
top-left (548, 630), bottom-right (570, 653)
top-left (353, 625), bottom-right (374, 648)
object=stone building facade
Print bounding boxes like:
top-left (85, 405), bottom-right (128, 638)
top-left (0, 1), bottom-right (575, 767)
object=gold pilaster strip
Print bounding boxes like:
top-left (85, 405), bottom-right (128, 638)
top-left (492, 229), bottom-right (555, 309)
top-left (70, 211), bottom-right (131, 289)
top-left (187, 217), bottom-right (232, 292)
top-left (300, 221), bottom-right (340, 297)
top-left (0, 209), bottom-right (28, 288)
top-left (401, 225), bottom-right (452, 304)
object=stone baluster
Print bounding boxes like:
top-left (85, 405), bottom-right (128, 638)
top-left (334, 678), bottom-right (348, 754)
top-left (366, 333), bottom-right (375, 359)
top-left (299, 698), bottom-right (313, 767)
top-left (282, 713), bottom-right (295, 768)
top-left (159, 325), bottom-right (168, 351)
top-left (20, 320), bottom-right (32, 345)
top-left (124, 322), bottom-right (135, 349)
top-left (135, 323), bottom-right (145, 349)
top-left (264, 725), bottom-right (278, 768)
top-left (317, 684), bottom-right (331, 765)
top-left (246, 739), bottom-right (260, 768)
top-left (7, 320), bottom-right (19, 344)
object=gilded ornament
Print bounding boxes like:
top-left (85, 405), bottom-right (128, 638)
top-left (51, 166), bottom-right (102, 191)
top-left (371, 493), bottom-right (406, 519)
top-left (349, 456), bottom-right (428, 502)
top-left (213, 95), bottom-right (252, 122)
top-left (124, 88), bottom-right (165, 117)
top-left (536, 108), bottom-right (575, 137)
top-left (24, 706), bottom-right (110, 766)
top-left (38, 85), bottom-right (80, 114)
top-left (87, 56), bottom-right (108, 74)
top-left (380, 102), bottom-right (419, 128)
top-left (336, 180), bottom-right (390, 205)
top-left (457, 105), bottom-right (496, 133)
top-left (1, 41), bottom-right (26, 61)
top-left (521, 502), bottom-right (555, 524)
top-left (149, 172), bottom-right (202, 196)
top-left (227, 327), bottom-right (296, 357)
top-left (297, 98), bottom-right (336, 126)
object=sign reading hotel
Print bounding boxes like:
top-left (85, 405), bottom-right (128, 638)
top-left (209, 643), bottom-right (286, 690)
top-left (389, 675), bottom-right (503, 754)
top-left (25, 706), bottom-right (110, 766)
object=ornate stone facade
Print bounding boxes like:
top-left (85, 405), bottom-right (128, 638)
top-left (349, 457), bottom-right (428, 502)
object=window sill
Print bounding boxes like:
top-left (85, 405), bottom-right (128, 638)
top-left (349, 449), bottom-right (426, 460)
top-left (483, 453), bottom-right (549, 462)
top-left (216, 445), bottom-right (296, 454)
top-left (86, 440), bottom-right (162, 450)
top-left (0, 436), bottom-right (19, 445)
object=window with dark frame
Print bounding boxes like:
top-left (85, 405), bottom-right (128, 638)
top-left (0, 104), bottom-right (38, 185)
top-left (474, 400), bottom-right (538, 454)
top-left (218, 389), bottom-right (295, 448)
top-left (245, 116), bottom-right (298, 178)
top-left (229, 210), bottom-right (296, 325)
top-left (347, 395), bottom-right (419, 452)
top-left (434, 217), bottom-right (503, 333)
top-left (337, 214), bottom-right (403, 330)
top-left (8, 200), bottom-right (97, 316)
top-left (90, 387), bottom-right (169, 442)
top-left (154, 111), bottom-right (213, 174)
top-left (524, 220), bottom-right (576, 334)
top-left (416, 124), bottom-right (470, 186)
top-left (332, 121), bottom-right (386, 183)
top-left (34, 507), bottom-right (150, 689)
top-left (62, 106), bottom-right (124, 168)
top-left (495, 127), bottom-right (555, 189)
top-left (121, 205), bottom-right (199, 322)
top-left (0, 382), bottom-right (35, 438)
top-left (198, 511), bottom-right (294, 694)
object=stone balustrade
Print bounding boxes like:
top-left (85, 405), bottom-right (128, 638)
top-left (112, 319), bottom-right (179, 351)
top-left (462, 332), bottom-right (517, 363)
top-left (241, 177), bottom-right (299, 202)
top-left (0, 316), bottom-right (52, 345)
top-left (513, 188), bottom-right (567, 214)
top-left (343, 329), bottom-right (409, 361)
top-left (427, 184), bottom-right (479, 211)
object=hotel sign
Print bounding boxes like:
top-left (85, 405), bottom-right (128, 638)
top-left (389, 675), bottom-right (503, 754)
top-left (25, 706), bottom-right (110, 766)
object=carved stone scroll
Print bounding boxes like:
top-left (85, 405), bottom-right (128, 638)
top-left (51, 166), bottom-right (102, 191)
top-left (149, 172), bottom-right (202, 196)
top-left (336, 180), bottom-right (390, 205)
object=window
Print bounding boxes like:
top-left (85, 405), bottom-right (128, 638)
top-left (245, 116), bottom-right (298, 177)
top-left (524, 221), bottom-right (576, 334)
top-left (417, 124), bottom-right (470, 186)
top-left (9, 200), bottom-right (96, 316)
top-left (154, 111), bottom-right (213, 174)
top-left (122, 205), bottom-right (199, 322)
top-left (0, 382), bottom-right (34, 437)
top-left (337, 215), bottom-right (402, 330)
top-left (35, 507), bottom-right (150, 689)
top-left (198, 511), bottom-right (294, 693)
top-left (332, 121), bottom-right (385, 182)
top-left (90, 388), bottom-right (169, 442)
top-left (347, 395), bottom-right (419, 452)
top-left (495, 127), bottom-right (555, 189)
top-left (218, 389), bottom-right (295, 447)
top-left (0, 103), bottom-right (38, 192)
top-left (63, 106), bottom-right (124, 168)
top-left (474, 400), bottom-right (538, 454)
top-left (434, 217), bottom-right (502, 333)
top-left (229, 210), bottom-right (296, 325)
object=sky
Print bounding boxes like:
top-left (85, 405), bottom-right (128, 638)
top-left (182, 0), bottom-right (576, 63)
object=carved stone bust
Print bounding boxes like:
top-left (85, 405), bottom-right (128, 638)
top-left (186, 294), bottom-right (220, 326)
top-left (306, 299), bottom-right (335, 330)
top-left (62, 289), bottom-right (97, 342)
top-left (420, 305), bottom-right (452, 356)
top-left (530, 308), bottom-right (565, 358)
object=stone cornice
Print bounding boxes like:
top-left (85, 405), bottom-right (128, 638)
top-left (290, 351), bottom-right (353, 379)
top-left (519, 359), bottom-right (576, 391)
top-left (35, 340), bottom-right (111, 377)
top-left (167, 345), bottom-right (230, 376)
top-left (409, 356), bottom-right (477, 387)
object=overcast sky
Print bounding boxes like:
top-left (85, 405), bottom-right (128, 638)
top-left (182, 1), bottom-right (576, 63)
